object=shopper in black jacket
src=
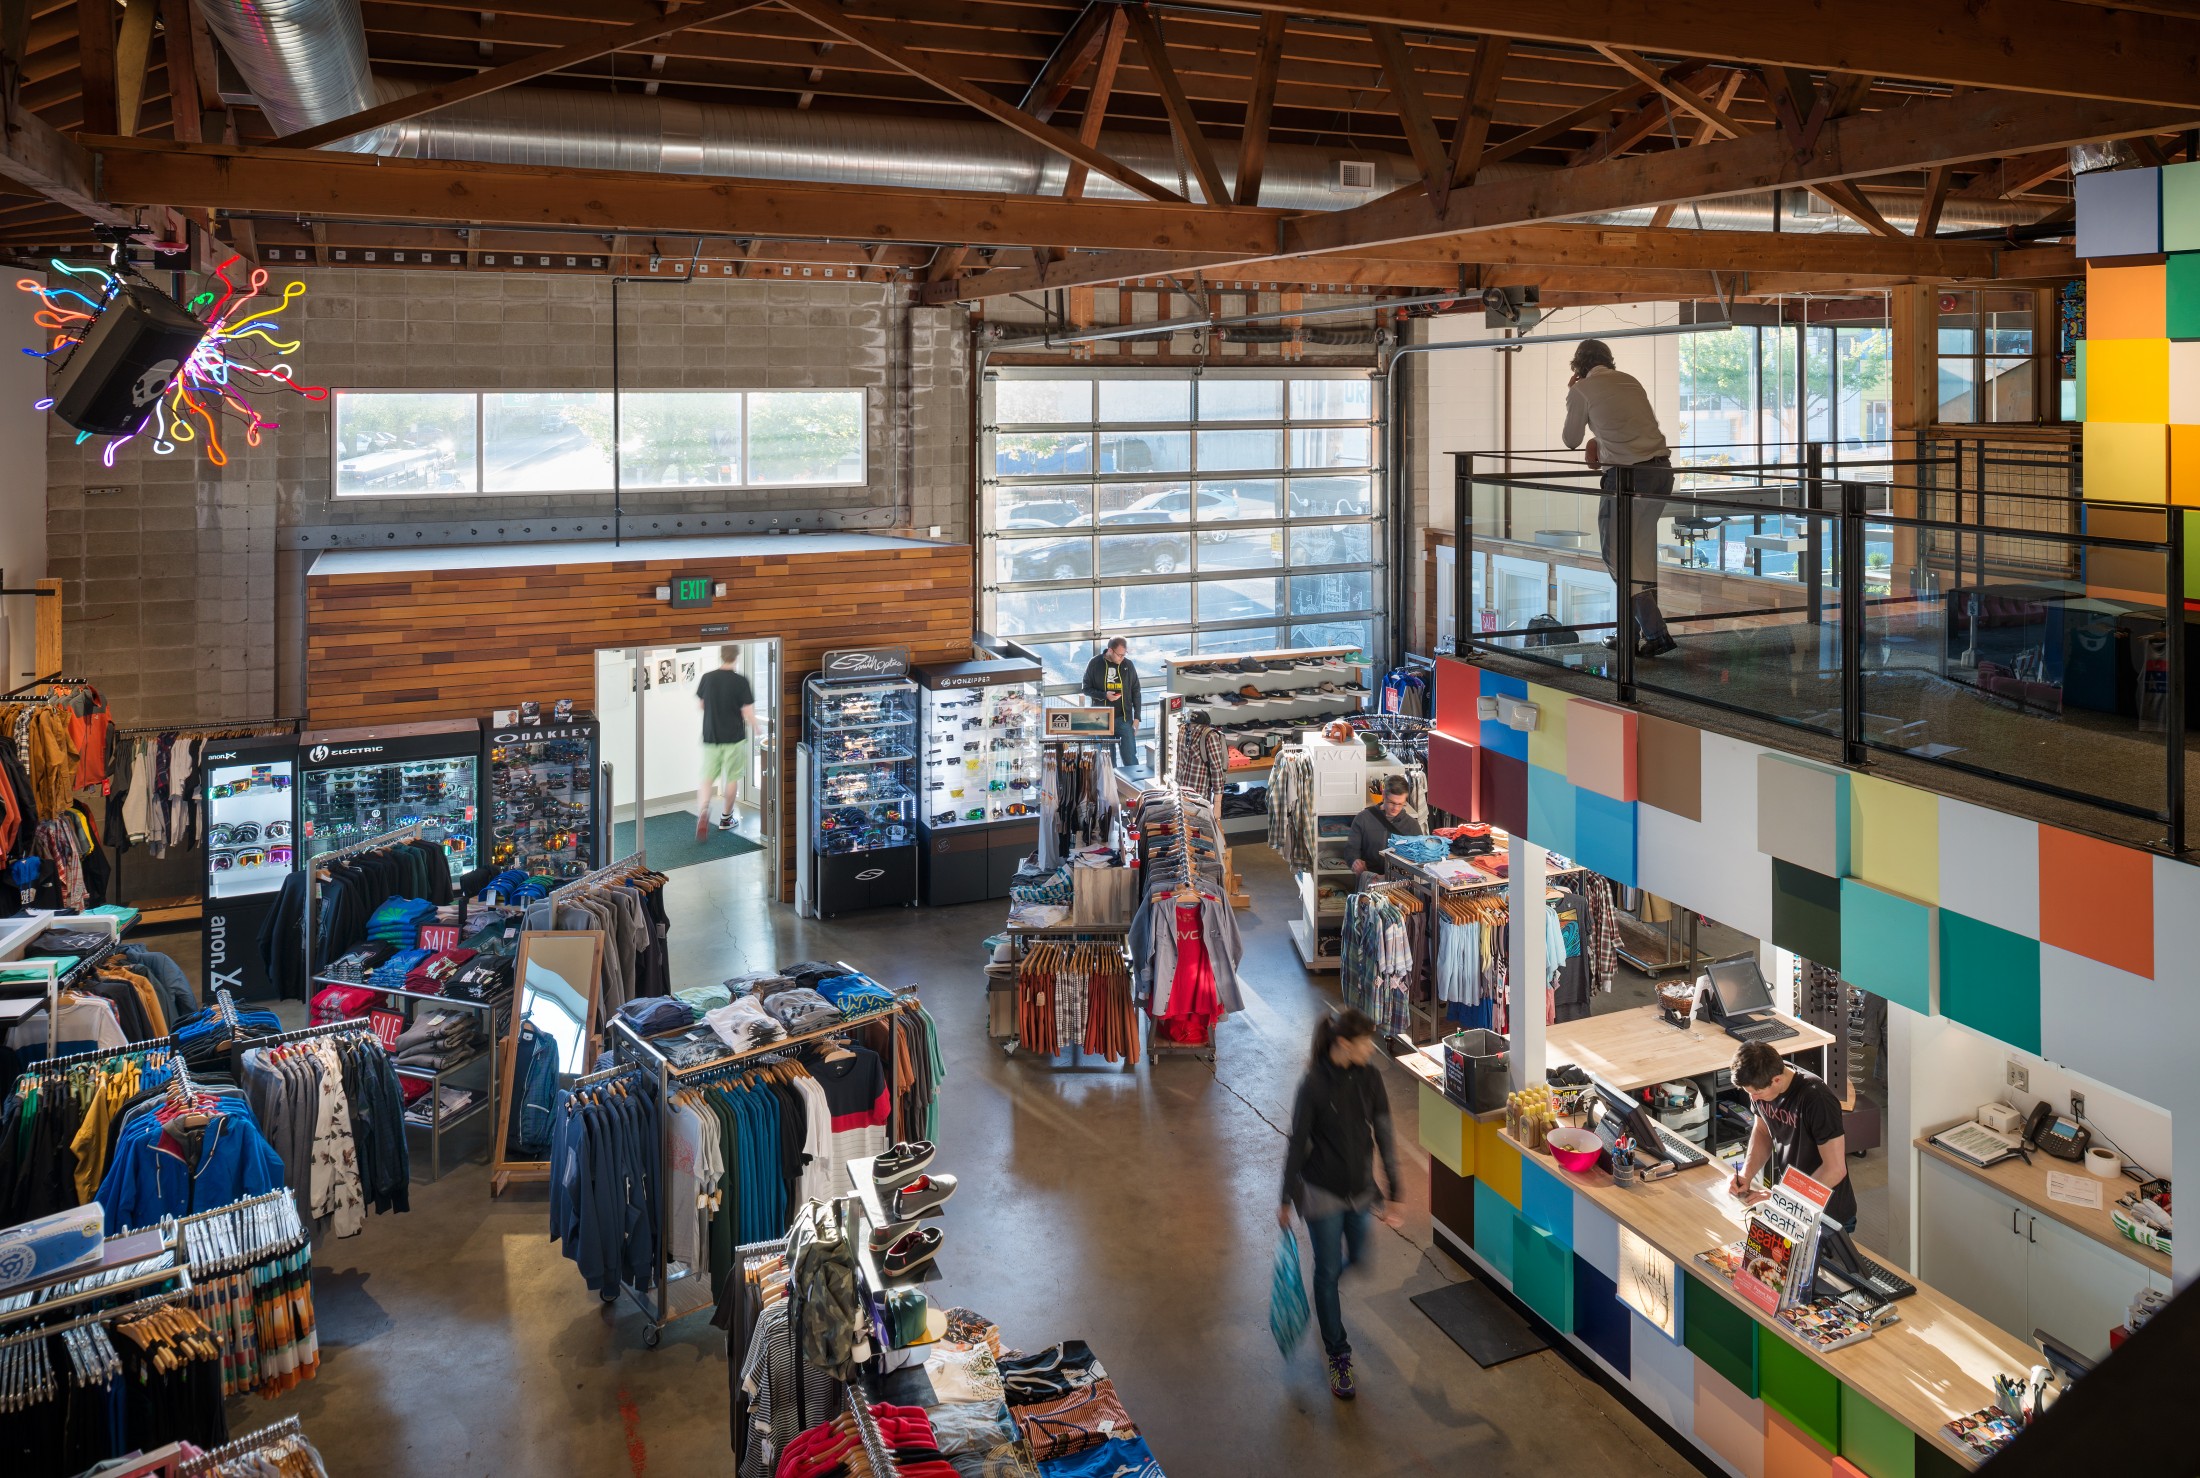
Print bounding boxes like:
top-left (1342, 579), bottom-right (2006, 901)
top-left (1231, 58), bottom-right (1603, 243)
top-left (1078, 638), bottom-right (1142, 768)
top-left (1279, 1006), bottom-right (1402, 1400)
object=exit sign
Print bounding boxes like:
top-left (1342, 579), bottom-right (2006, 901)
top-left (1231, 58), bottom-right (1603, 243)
top-left (668, 576), bottom-right (716, 610)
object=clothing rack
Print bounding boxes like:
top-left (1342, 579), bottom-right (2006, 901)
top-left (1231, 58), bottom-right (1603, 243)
top-left (298, 821), bottom-right (424, 1009)
top-left (178, 1416), bottom-right (304, 1476)
top-left (238, 1017), bottom-right (378, 1051)
top-left (0, 672), bottom-right (87, 699)
top-left (0, 1280), bottom-right (194, 1353)
top-left (112, 719), bottom-right (297, 738)
top-left (605, 978), bottom-right (926, 1346)
top-left (26, 1038), bottom-right (172, 1078)
top-left (0, 1253), bottom-right (189, 1334)
top-left (845, 1384), bottom-right (903, 1477)
top-left (546, 851), bottom-right (647, 905)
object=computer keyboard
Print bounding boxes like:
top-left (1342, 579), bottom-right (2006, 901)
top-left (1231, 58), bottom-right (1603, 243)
top-left (1846, 1249), bottom-right (1917, 1302)
top-left (1725, 1017), bottom-right (1798, 1044)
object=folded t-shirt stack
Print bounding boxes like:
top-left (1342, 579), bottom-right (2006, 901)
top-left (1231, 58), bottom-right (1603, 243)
top-left (780, 960), bottom-right (851, 992)
top-left (403, 947), bottom-right (476, 995)
top-left (366, 897), bottom-right (436, 948)
top-left (704, 995), bottom-right (784, 1053)
top-left (322, 941), bottom-right (397, 984)
top-left (760, 988), bottom-right (840, 1034)
top-left (392, 1008), bottom-right (479, 1071)
top-left (311, 983), bottom-right (380, 1023)
top-left (617, 996), bottom-right (696, 1036)
top-left (476, 869), bottom-right (554, 905)
top-left (444, 950), bottom-right (514, 1005)
top-left (369, 948), bottom-right (434, 988)
top-left (815, 974), bottom-right (896, 1015)
top-left (723, 971), bottom-right (795, 999)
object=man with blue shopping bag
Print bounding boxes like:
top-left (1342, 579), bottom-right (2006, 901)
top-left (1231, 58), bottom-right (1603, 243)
top-left (1277, 1007), bottom-right (1403, 1399)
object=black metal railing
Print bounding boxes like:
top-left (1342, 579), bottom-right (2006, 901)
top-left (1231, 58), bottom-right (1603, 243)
top-left (1451, 442), bottom-right (2187, 851)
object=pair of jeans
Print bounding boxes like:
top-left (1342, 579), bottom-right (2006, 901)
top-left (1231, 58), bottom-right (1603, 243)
top-left (1597, 459), bottom-right (1674, 646)
top-left (1305, 1206), bottom-right (1370, 1359)
top-left (1114, 709), bottom-right (1139, 768)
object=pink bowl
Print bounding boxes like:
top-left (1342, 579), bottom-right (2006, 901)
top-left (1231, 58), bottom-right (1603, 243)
top-left (1547, 1127), bottom-right (1602, 1173)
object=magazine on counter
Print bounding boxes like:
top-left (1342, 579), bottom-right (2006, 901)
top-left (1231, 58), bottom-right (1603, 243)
top-left (1693, 1241), bottom-right (1747, 1281)
top-left (1730, 1169), bottom-right (1833, 1314)
top-left (1943, 1408), bottom-right (2023, 1459)
top-left (1778, 1296), bottom-right (1892, 1353)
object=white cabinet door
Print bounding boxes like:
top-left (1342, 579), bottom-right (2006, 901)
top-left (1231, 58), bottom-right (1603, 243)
top-left (2024, 1213), bottom-right (2150, 1362)
top-left (1919, 1155), bottom-right (2030, 1340)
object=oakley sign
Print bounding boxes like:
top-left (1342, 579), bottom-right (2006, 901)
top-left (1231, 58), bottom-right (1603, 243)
top-left (854, 867), bottom-right (886, 882)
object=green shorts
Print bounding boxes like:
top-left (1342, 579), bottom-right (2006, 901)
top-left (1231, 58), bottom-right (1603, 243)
top-left (701, 739), bottom-right (750, 786)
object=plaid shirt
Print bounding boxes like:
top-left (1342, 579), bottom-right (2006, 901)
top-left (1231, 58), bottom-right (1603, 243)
top-left (1174, 722), bottom-right (1229, 802)
top-left (1581, 876), bottom-right (1619, 993)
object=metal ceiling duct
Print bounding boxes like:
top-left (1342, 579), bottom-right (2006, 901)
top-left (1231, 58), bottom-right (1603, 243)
top-left (194, 0), bottom-right (2049, 236)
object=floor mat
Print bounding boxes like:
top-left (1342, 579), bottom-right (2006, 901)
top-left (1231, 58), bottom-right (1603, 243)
top-left (611, 810), bottom-right (766, 871)
top-left (1411, 1278), bottom-right (1548, 1367)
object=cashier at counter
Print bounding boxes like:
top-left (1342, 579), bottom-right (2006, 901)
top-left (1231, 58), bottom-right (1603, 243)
top-left (1347, 776), bottom-right (1423, 888)
top-left (1728, 1040), bottom-right (1857, 1231)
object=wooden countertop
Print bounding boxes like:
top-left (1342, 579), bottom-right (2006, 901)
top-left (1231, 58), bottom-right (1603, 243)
top-left (1549, 1005), bottom-right (1832, 1091)
top-left (1915, 1136), bottom-right (2170, 1278)
top-left (1506, 1127), bottom-right (2032, 1469)
top-left (1398, 1003), bottom-right (1831, 1102)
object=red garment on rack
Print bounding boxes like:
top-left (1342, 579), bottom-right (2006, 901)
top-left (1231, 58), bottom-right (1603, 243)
top-left (1157, 899), bottom-right (1219, 1044)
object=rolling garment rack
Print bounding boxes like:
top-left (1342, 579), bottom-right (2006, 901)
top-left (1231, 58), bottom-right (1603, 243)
top-left (997, 921), bottom-right (1138, 1069)
top-left (1135, 786), bottom-right (1229, 1062)
top-left (294, 972), bottom-right (502, 1182)
top-left (605, 978), bottom-right (929, 1348)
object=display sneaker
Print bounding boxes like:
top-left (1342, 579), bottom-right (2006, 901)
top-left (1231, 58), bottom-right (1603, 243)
top-left (881, 1227), bottom-right (943, 1277)
top-left (1327, 1354), bottom-right (1356, 1400)
top-left (872, 1141), bottom-right (936, 1189)
top-left (891, 1173), bottom-right (957, 1221)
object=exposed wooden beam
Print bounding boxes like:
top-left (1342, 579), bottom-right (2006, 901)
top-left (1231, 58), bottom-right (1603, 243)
top-left (1369, 23), bottom-right (1449, 193)
top-left (777, 0), bottom-right (1184, 204)
top-left (1915, 165), bottom-right (1953, 237)
top-left (1020, 3), bottom-right (1112, 123)
top-left (1442, 37), bottom-right (1513, 203)
top-left (279, 0), bottom-right (774, 149)
top-left (923, 244), bottom-right (969, 282)
top-left (0, 94), bottom-right (136, 225)
top-left (85, 136), bottom-right (1281, 252)
top-left (1815, 178), bottom-right (1904, 237)
top-left (1234, 13), bottom-right (1286, 207)
top-left (1476, 75), bottom-right (1660, 173)
top-left (1953, 146), bottom-right (2071, 199)
top-left (1599, 47), bottom-right (1747, 139)
top-left (158, 0), bottom-right (202, 142)
top-left (927, 222), bottom-right (2017, 303)
top-left (75, 0), bottom-right (118, 136)
top-left (1572, 70), bottom-right (1716, 167)
top-left (1214, 0), bottom-right (2200, 109)
top-left (1298, 90), bottom-right (2194, 258)
top-left (1118, 3), bottom-right (1228, 205)
top-left (1062, 8), bottom-right (1127, 202)
top-left (113, 0), bottom-right (158, 137)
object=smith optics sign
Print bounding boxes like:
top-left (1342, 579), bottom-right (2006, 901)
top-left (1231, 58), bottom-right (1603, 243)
top-left (821, 647), bottom-right (911, 681)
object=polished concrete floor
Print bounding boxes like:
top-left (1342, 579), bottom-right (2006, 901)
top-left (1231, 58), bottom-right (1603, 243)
top-left (153, 843), bottom-right (1706, 1478)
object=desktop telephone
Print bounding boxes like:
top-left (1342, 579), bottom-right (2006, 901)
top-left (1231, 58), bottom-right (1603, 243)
top-left (2024, 1102), bottom-right (2092, 1162)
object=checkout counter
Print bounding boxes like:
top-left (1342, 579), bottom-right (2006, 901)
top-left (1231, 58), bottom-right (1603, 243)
top-left (1407, 1002), bottom-right (2045, 1474)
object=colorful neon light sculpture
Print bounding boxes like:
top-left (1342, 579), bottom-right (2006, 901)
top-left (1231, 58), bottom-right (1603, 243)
top-left (18, 254), bottom-right (327, 467)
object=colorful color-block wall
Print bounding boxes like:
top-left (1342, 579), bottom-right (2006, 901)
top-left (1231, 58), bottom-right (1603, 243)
top-left (1432, 657), bottom-right (2196, 1245)
top-left (2073, 163), bottom-right (2200, 593)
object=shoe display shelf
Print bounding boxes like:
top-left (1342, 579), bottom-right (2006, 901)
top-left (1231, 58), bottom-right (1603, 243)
top-left (1158, 646), bottom-right (1369, 839)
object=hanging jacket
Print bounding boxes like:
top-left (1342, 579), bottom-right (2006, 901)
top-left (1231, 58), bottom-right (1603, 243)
top-left (1127, 888), bottom-right (1245, 1013)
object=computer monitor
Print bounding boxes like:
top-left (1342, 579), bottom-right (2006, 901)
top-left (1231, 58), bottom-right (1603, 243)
top-left (2033, 1329), bottom-right (2094, 1387)
top-left (1707, 954), bottom-right (1773, 1018)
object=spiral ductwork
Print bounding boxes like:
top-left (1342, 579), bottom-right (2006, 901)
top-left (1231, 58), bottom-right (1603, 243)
top-left (194, 0), bottom-right (2051, 236)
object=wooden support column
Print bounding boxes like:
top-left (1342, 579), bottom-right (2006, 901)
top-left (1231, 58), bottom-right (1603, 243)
top-left (1889, 284), bottom-right (1937, 578)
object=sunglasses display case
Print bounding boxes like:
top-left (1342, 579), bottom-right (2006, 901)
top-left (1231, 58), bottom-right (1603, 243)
top-left (483, 714), bottom-right (601, 879)
top-left (299, 720), bottom-right (484, 877)
top-left (796, 662), bottom-right (919, 919)
top-left (912, 651), bottom-right (1044, 906)
top-left (201, 733), bottom-right (300, 998)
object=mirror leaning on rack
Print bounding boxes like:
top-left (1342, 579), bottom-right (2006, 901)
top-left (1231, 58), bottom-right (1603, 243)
top-left (490, 929), bottom-right (607, 1196)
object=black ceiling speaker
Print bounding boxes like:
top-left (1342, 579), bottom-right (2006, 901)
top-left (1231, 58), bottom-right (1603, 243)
top-left (50, 277), bottom-right (208, 437)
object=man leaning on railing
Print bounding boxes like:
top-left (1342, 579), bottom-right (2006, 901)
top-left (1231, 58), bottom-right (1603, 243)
top-left (1562, 339), bottom-right (1677, 659)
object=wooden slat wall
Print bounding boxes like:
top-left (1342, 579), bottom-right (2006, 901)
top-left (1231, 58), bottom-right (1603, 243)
top-left (306, 542), bottom-right (977, 901)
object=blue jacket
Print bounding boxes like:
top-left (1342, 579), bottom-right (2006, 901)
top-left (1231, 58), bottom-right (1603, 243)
top-left (95, 1103), bottom-right (288, 1231)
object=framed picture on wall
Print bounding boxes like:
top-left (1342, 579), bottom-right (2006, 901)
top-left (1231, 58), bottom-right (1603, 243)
top-left (681, 660), bottom-right (697, 684)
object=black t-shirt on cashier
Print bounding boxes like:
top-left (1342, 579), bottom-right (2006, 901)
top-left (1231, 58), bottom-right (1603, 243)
top-left (697, 668), bottom-right (754, 744)
top-left (1752, 1068), bottom-right (1856, 1225)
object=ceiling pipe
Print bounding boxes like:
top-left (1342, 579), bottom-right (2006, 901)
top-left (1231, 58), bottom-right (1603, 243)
top-left (193, 0), bottom-right (2049, 235)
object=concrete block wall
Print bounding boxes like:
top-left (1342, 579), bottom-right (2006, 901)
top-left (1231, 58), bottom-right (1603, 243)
top-left (42, 268), bottom-right (973, 725)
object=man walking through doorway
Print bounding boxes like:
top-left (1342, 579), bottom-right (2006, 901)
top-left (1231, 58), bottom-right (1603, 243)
top-left (1080, 637), bottom-right (1142, 769)
top-left (1561, 338), bottom-right (1677, 658)
top-left (696, 646), bottom-right (756, 841)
